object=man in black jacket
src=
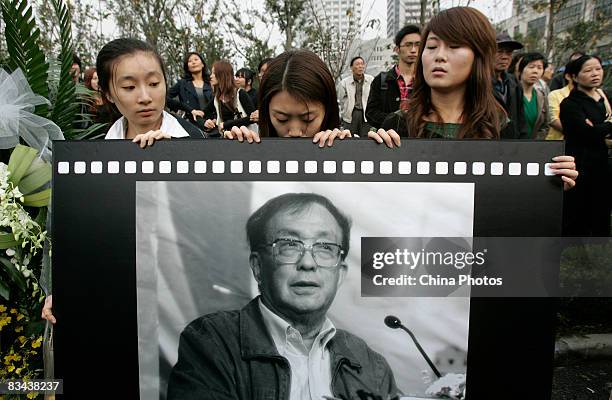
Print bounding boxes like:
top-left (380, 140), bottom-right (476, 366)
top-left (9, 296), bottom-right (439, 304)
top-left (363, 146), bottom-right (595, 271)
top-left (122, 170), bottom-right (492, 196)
top-left (494, 32), bottom-right (529, 139)
top-left (366, 25), bottom-right (421, 130)
top-left (549, 51), bottom-right (585, 91)
top-left (168, 193), bottom-right (399, 400)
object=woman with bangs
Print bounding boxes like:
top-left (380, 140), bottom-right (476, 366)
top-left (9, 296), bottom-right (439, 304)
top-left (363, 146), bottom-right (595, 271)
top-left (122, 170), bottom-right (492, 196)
top-left (370, 7), bottom-right (577, 190)
top-left (97, 38), bottom-right (204, 144)
top-left (41, 38), bottom-right (205, 324)
top-left (202, 61), bottom-right (255, 135)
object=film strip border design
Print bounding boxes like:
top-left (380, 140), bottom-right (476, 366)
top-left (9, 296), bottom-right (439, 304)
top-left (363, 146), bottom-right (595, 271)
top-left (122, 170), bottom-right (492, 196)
top-left (57, 160), bottom-right (556, 177)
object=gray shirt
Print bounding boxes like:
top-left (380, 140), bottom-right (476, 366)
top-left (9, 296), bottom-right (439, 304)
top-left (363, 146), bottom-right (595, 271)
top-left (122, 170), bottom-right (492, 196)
top-left (194, 86), bottom-right (206, 110)
top-left (354, 77), bottom-right (364, 110)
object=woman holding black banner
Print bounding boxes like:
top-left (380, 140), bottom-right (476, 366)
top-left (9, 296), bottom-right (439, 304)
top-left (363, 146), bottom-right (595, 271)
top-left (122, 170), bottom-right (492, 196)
top-left (223, 49), bottom-right (396, 146)
top-left (41, 38), bottom-right (207, 323)
top-left (369, 7), bottom-right (577, 190)
top-left (97, 38), bottom-right (204, 146)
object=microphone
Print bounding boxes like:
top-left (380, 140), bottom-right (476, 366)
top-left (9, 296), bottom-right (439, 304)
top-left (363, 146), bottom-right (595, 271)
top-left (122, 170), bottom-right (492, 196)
top-left (384, 315), bottom-right (442, 378)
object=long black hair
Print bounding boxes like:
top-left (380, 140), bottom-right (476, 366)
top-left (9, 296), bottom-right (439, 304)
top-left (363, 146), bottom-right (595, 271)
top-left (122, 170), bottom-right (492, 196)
top-left (182, 52), bottom-right (209, 82)
top-left (96, 38), bottom-right (167, 122)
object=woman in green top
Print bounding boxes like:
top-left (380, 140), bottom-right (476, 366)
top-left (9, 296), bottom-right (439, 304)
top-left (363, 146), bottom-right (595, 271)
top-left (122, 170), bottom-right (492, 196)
top-left (372, 6), bottom-right (577, 190)
top-left (518, 52), bottom-right (550, 139)
top-left (378, 7), bottom-right (502, 140)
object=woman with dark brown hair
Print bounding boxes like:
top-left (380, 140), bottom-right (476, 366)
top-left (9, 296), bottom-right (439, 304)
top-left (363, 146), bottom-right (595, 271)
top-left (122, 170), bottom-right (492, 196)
top-left (224, 50), bottom-right (365, 146)
top-left (369, 7), bottom-right (577, 189)
top-left (82, 67), bottom-right (104, 124)
top-left (377, 7), bottom-right (502, 140)
top-left (83, 67), bottom-right (100, 93)
top-left (202, 61), bottom-right (255, 134)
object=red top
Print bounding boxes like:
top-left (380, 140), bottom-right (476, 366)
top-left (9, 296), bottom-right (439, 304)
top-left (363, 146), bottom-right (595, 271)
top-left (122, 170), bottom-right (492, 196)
top-left (395, 65), bottom-right (413, 110)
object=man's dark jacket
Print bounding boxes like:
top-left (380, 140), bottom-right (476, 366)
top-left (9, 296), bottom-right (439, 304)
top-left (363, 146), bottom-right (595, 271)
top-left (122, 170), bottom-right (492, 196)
top-left (167, 297), bottom-right (399, 400)
top-left (366, 66), bottom-right (402, 130)
top-left (493, 72), bottom-right (529, 139)
top-left (549, 72), bottom-right (566, 92)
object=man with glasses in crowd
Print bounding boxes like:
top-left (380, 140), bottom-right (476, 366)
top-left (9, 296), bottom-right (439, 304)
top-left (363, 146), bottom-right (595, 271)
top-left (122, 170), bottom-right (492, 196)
top-left (168, 193), bottom-right (399, 400)
top-left (366, 24), bottom-right (421, 130)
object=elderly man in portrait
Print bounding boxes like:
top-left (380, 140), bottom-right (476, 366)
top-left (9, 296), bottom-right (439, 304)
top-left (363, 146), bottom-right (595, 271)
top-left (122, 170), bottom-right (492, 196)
top-left (168, 193), bottom-right (399, 400)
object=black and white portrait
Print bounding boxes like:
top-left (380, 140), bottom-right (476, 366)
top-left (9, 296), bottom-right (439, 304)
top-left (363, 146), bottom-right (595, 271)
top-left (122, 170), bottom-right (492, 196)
top-left (135, 181), bottom-right (474, 399)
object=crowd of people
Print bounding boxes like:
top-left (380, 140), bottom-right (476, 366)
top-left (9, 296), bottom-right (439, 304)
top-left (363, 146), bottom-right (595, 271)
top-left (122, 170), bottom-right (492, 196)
top-left (44, 6), bottom-right (609, 335)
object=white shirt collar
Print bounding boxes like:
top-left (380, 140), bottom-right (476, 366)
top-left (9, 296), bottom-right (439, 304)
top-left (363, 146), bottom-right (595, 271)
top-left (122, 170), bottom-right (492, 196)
top-left (258, 297), bottom-right (336, 354)
top-left (104, 111), bottom-right (190, 140)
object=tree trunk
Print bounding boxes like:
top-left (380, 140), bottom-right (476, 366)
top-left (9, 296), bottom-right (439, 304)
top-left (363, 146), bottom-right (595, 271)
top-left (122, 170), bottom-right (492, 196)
top-left (285, 24), bottom-right (293, 50)
top-left (284, 1), bottom-right (293, 49)
top-left (545, 0), bottom-right (555, 60)
top-left (420, 0), bottom-right (427, 27)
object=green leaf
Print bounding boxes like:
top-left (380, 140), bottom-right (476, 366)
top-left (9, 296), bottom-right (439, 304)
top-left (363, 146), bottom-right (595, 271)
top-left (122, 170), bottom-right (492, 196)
top-left (34, 208), bottom-right (48, 226)
top-left (0, 279), bottom-right (9, 300)
top-left (73, 123), bottom-right (109, 140)
top-left (19, 160), bottom-right (52, 195)
top-left (7, 144), bottom-right (38, 186)
top-left (24, 320), bottom-right (45, 336)
top-left (0, 257), bottom-right (27, 292)
top-left (23, 188), bottom-right (51, 207)
top-left (1, 0), bottom-right (50, 117)
top-left (49, 0), bottom-right (78, 137)
top-left (0, 233), bottom-right (20, 249)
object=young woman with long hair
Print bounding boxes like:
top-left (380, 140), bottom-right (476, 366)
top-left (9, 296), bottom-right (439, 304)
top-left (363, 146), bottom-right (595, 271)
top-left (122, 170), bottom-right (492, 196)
top-left (235, 67), bottom-right (257, 107)
top-left (96, 38), bottom-right (204, 146)
top-left (369, 7), bottom-right (577, 189)
top-left (167, 52), bottom-right (212, 125)
top-left (83, 67), bottom-right (100, 94)
top-left (82, 67), bottom-right (104, 123)
top-left (202, 61), bottom-right (255, 134)
top-left (41, 39), bottom-right (206, 322)
top-left (223, 49), bottom-right (362, 146)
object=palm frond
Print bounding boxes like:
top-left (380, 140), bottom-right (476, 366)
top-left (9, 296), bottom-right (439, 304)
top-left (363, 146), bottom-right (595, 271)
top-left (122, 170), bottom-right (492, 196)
top-left (1, 0), bottom-right (50, 116)
top-left (49, 0), bottom-right (78, 138)
top-left (72, 123), bottom-right (108, 140)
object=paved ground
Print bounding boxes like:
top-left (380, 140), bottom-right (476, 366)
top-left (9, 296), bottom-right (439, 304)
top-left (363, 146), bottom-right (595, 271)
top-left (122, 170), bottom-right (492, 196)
top-left (552, 360), bottom-right (612, 400)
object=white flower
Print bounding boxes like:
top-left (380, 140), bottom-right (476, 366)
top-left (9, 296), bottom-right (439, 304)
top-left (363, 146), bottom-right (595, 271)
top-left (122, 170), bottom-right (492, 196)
top-left (0, 69), bottom-right (64, 161)
top-left (5, 248), bottom-right (15, 256)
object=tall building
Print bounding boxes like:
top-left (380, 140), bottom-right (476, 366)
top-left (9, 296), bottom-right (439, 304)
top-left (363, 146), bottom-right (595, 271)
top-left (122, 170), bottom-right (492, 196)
top-left (308, 0), bottom-right (363, 39)
top-left (498, 0), bottom-right (611, 62)
top-left (386, 0), bottom-right (437, 38)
